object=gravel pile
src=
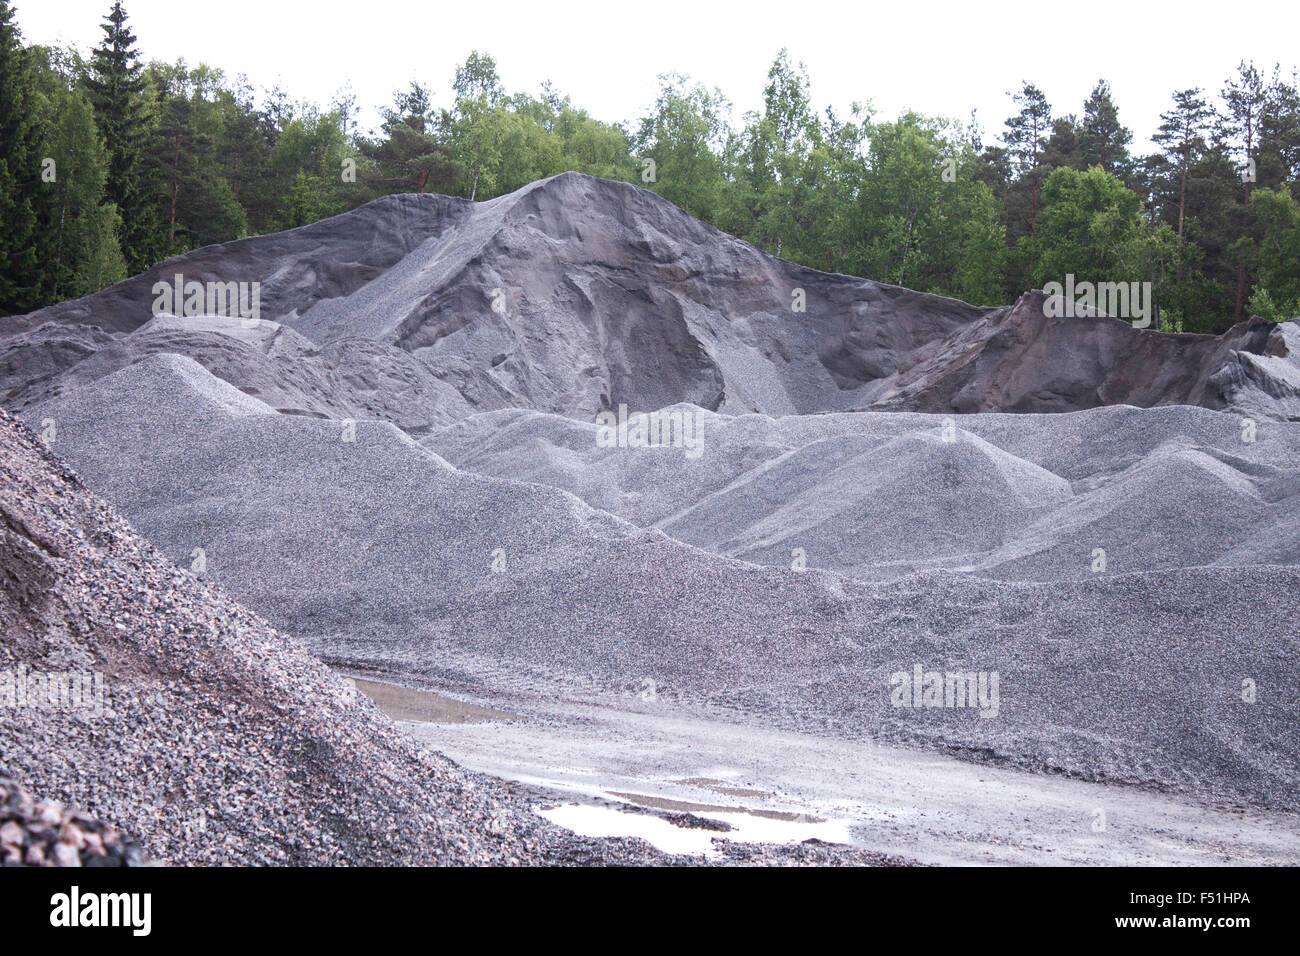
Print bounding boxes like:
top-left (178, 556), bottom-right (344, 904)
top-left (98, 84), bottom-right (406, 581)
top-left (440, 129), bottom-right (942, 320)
top-left (24, 356), bottom-right (1300, 811)
top-left (3, 172), bottom-right (1297, 423)
top-left (1, 776), bottom-right (145, 866)
top-left (4, 171), bottom-right (1298, 860)
top-left (0, 406), bottom-right (907, 865)
top-left (426, 402), bottom-right (1300, 581)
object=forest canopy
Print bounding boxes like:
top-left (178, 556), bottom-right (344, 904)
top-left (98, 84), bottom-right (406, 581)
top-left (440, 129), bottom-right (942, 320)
top-left (2, 1), bottom-right (1297, 333)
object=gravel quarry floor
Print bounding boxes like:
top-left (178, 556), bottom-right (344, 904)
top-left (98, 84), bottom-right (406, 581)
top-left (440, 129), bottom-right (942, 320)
top-left (356, 673), bottom-right (1300, 866)
top-left (18, 353), bottom-right (1300, 836)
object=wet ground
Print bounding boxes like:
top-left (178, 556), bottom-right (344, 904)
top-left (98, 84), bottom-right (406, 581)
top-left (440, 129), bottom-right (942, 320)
top-left (347, 673), bottom-right (1300, 866)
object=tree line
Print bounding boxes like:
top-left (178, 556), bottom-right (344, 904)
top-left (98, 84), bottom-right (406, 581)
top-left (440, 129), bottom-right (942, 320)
top-left (1, 1), bottom-right (1297, 332)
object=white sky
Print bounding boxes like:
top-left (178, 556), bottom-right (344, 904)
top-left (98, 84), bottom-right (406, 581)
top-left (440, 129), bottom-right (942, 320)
top-left (15, 0), bottom-right (1300, 153)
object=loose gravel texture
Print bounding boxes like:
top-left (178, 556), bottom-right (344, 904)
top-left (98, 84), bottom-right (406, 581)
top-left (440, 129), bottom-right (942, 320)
top-left (0, 408), bottom-right (909, 866)
top-left (25, 357), bottom-right (1300, 812)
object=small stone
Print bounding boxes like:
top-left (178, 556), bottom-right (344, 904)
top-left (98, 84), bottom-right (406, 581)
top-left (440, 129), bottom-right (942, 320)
top-left (53, 842), bottom-right (81, 867)
top-left (59, 823), bottom-right (86, 849)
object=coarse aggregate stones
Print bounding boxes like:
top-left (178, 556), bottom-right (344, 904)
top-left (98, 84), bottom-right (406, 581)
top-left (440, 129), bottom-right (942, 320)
top-left (0, 408), bottom-right (908, 865)
top-left (22, 357), bottom-right (1300, 812)
top-left (0, 775), bottom-right (144, 866)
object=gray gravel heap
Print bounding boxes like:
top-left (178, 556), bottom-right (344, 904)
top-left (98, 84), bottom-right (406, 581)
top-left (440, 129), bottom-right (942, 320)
top-left (424, 401), bottom-right (1300, 581)
top-left (4, 171), bottom-right (1299, 850)
top-left (0, 405), bottom-right (910, 866)
top-left (1, 775), bottom-right (144, 866)
top-left (25, 355), bottom-right (1300, 811)
top-left (3, 172), bottom-right (1297, 424)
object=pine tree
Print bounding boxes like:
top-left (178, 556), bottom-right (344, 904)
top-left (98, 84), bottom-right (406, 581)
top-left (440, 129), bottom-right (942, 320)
top-left (1003, 82), bottom-right (1051, 237)
top-left (147, 61), bottom-right (247, 252)
top-left (1039, 115), bottom-right (1082, 171)
top-left (1153, 89), bottom-right (1212, 238)
top-left (1220, 60), bottom-right (1267, 318)
top-left (1258, 68), bottom-right (1300, 188)
top-left (218, 76), bottom-right (277, 233)
top-left (366, 82), bottom-right (460, 195)
top-left (85, 1), bottom-right (159, 273)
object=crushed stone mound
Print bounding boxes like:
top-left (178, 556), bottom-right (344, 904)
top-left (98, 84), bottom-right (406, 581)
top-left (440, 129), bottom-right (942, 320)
top-left (0, 405), bottom-right (908, 866)
top-left (424, 401), bottom-right (1300, 582)
top-left (2, 172), bottom-right (1297, 425)
top-left (4, 171), bottom-right (1300, 848)
top-left (22, 356), bottom-right (1300, 810)
top-left (0, 402), bottom-right (572, 865)
top-left (0, 775), bottom-right (145, 867)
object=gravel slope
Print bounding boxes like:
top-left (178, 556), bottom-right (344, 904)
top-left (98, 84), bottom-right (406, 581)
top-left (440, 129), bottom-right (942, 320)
top-left (3, 172), bottom-right (1298, 424)
top-left (424, 401), bottom-right (1300, 581)
top-left (0, 406), bottom-right (907, 865)
top-left (25, 356), bottom-right (1300, 811)
top-left (4, 172), bottom-right (1298, 863)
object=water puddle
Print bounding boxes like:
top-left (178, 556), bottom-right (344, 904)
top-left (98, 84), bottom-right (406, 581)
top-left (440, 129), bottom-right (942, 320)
top-left (349, 676), bottom-right (522, 724)
top-left (537, 799), bottom-right (852, 858)
top-left (608, 790), bottom-right (823, 823)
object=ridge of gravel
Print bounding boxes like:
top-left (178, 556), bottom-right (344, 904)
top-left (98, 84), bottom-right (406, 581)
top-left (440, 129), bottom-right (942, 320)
top-left (0, 406), bottom-right (908, 866)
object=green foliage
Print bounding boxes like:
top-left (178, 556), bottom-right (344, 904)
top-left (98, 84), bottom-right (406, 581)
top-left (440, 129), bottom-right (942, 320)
top-left (1151, 88), bottom-right (1212, 239)
top-left (450, 50), bottom-right (506, 200)
top-left (1078, 80), bottom-right (1133, 178)
top-left (147, 59), bottom-right (248, 252)
top-left (634, 72), bottom-right (730, 223)
top-left (1019, 166), bottom-right (1215, 332)
top-left (267, 106), bottom-right (351, 229)
top-left (1001, 81), bottom-right (1052, 243)
top-left (0, 0), bottom-right (41, 313)
top-left (0, 4), bottom-right (1296, 339)
top-left (1247, 185), bottom-right (1300, 319)
top-left (550, 101), bottom-right (636, 181)
top-left (85, 1), bottom-right (161, 272)
top-left (29, 45), bottom-right (126, 300)
top-left (857, 114), bottom-right (1001, 296)
top-left (1021, 166), bottom-right (1147, 287)
top-left (365, 82), bottom-right (458, 195)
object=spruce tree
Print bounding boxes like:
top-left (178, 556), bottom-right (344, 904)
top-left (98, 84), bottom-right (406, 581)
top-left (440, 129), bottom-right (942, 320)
top-left (85, 1), bottom-right (158, 273)
top-left (1078, 80), bottom-right (1133, 178)
top-left (1003, 83), bottom-right (1051, 237)
top-left (29, 45), bottom-right (127, 300)
top-left (1154, 89), bottom-right (1212, 238)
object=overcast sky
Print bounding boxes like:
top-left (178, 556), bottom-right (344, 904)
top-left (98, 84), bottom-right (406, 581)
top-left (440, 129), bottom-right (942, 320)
top-left (15, 0), bottom-right (1299, 153)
